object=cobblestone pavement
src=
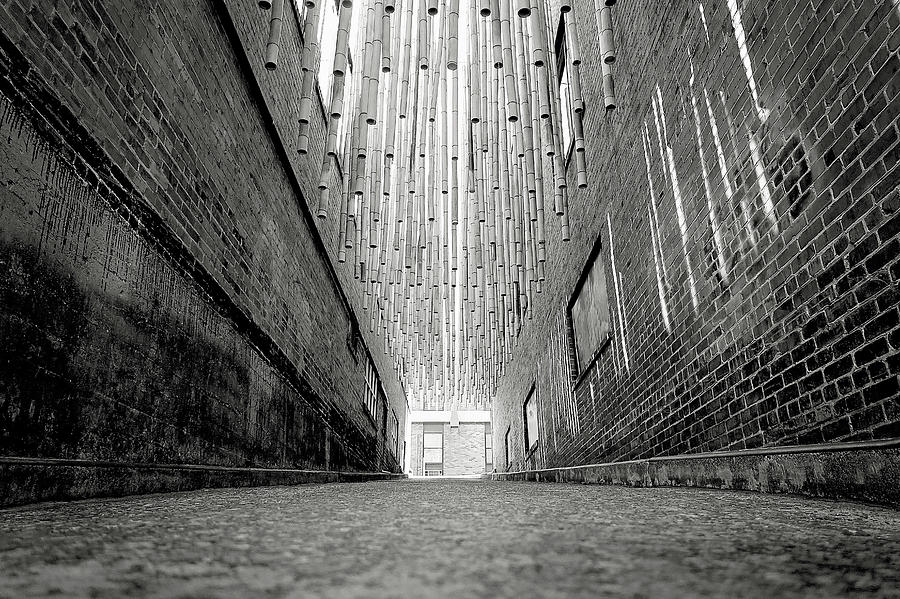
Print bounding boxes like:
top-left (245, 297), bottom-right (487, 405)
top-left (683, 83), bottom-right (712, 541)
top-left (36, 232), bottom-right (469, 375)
top-left (1, 480), bottom-right (899, 598)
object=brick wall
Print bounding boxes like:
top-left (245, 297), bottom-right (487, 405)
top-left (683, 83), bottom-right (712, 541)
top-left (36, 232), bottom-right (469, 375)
top-left (0, 0), bottom-right (405, 490)
top-left (443, 424), bottom-right (488, 476)
top-left (494, 0), bottom-right (900, 472)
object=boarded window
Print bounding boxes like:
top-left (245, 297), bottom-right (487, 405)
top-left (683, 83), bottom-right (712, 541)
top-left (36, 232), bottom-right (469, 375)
top-left (569, 247), bottom-right (612, 374)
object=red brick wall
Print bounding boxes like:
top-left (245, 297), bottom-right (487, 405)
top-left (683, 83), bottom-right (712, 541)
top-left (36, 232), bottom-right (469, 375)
top-left (494, 0), bottom-right (900, 471)
top-left (0, 0), bottom-right (405, 477)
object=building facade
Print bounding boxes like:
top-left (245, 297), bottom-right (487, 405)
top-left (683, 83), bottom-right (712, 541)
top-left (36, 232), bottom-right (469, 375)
top-left (409, 411), bottom-right (493, 476)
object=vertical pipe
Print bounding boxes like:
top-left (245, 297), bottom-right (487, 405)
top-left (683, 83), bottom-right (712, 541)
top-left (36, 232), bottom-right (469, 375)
top-left (264, 0), bottom-right (285, 71)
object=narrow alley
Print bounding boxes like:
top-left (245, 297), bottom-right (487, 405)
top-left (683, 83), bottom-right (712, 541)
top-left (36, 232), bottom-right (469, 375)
top-left (2, 0), bottom-right (900, 596)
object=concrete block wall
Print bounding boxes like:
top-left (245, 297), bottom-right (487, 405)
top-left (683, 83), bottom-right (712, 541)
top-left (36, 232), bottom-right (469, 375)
top-left (0, 0), bottom-right (405, 501)
top-left (493, 0), bottom-right (900, 472)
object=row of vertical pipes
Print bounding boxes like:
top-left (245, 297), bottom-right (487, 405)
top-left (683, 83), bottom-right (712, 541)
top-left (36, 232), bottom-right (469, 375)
top-left (256, 0), bottom-right (618, 408)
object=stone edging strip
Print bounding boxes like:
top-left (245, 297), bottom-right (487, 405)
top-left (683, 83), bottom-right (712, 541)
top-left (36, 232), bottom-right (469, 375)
top-left (0, 456), bottom-right (404, 478)
top-left (0, 456), bottom-right (406, 508)
top-left (492, 439), bottom-right (900, 507)
top-left (495, 438), bottom-right (900, 476)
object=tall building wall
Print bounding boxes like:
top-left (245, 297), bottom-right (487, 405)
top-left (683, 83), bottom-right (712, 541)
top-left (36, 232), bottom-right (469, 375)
top-left (493, 0), bottom-right (900, 471)
top-left (0, 0), bottom-right (406, 502)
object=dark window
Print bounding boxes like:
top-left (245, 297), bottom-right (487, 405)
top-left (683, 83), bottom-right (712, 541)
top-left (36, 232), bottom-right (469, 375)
top-left (568, 236), bottom-right (612, 377)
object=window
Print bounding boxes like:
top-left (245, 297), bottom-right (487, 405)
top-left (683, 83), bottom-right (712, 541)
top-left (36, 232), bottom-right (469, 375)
top-left (568, 236), bottom-right (612, 376)
top-left (347, 322), bottom-right (362, 362)
top-left (423, 423), bottom-right (443, 476)
top-left (504, 426), bottom-right (512, 471)
top-left (390, 410), bottom-right (400, 457)
top-left (294, 0), bottom-right (354, 169)
top-left (316, 0), bottom-right (339, 105)
top-left (364, 357), bottom-right (378, 420)
top-left (555, 17), bottom-right (574, 162)
top-left (334, 54), bottom-right (354, 166)
top-left (484, 422), bottom-right (493, 471)
top-left (312, 0), bottom-right (355, 169)
top-left (524, 387), bottom-right (539, 453)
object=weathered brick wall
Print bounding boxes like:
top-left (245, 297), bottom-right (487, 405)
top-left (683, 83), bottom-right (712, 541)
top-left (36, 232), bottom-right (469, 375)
top-left (0, 0), bottom-right (405, 488)
top-left (494, 0), bottom-right (900, 471)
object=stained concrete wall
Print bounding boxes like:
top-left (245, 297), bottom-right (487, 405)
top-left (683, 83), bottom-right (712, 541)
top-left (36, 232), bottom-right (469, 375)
top-left (0, 0), bottom-right (405, 503)
top-left (494, 0), bottom-right (900, 471)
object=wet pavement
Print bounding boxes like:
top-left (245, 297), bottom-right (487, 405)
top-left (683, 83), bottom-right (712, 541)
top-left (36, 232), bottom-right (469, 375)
top-left (0, 479), bottom-right (899, 598)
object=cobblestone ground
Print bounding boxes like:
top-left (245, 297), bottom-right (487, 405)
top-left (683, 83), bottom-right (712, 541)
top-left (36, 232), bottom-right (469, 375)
top-left (1, 480), bottom-right (899, 598)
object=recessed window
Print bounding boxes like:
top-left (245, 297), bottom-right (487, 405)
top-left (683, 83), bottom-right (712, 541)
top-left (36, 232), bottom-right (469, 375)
top-left (390, 410), bottom-right (400, 457)
top-left (523, 387), bottom-right (539, 453)
top-left (364, 357), bottom-right (378, 420)
top-left (555, 17), bottom-right (574, 163)
top-left (504, 426), bottom-right (512, 472)
top-left (316, 0), bottom-right (339, 104)
top-left (306, 0), bottom-right (354, 168)
top-left (568, 239), bottom-right (612, 377)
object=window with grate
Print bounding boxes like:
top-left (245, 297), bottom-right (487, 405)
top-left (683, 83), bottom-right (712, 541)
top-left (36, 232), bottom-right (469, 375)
top-left (364, 357), bottom-right (378, 420)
